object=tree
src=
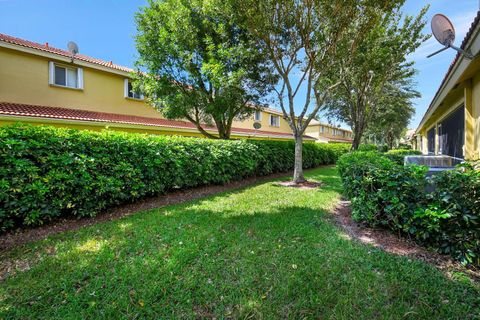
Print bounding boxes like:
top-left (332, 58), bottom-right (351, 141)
top-left (364, 78), bottom-right (418, 149)
top-left (134, 0), bottom-right (275, 139)
top-left (324, 4), bottom-right (429, 150)
top-left (232, 0), bottom-right (399, 183)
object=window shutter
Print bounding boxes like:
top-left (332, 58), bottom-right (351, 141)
top-left (77, 68), bottom-right (84, 89)
top-left (124, 79), bottom-right (129, 98)
top-left (48, 61), bottom-right (54, 84)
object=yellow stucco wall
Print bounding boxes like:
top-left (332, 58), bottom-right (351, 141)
top-left (0, 45), bottom-right (298, 139)
top-left (417, 78), bottom-right (479, 160)
top-left (234, 112), bottom-right (292, 133)
top-left (0, 47), bottom-right (161, 118)
top-left (304, 124), bottom-right (352, 141)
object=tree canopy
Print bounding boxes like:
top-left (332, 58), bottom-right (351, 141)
top-left (134, 0), bottom-right (275, 139)
top-left (232, 0), bottom-right (403, 183)
top-left (324, 4), bottom-right (429, 149)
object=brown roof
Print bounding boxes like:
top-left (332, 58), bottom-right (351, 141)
top-left (0, 102), bottom-right (316, 140)
top-left (0, 33), bottom-right (133, 73)
top-left (417, 10), bottom-right (480, 130)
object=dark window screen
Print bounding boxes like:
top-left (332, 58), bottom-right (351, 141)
top-left (438, 106), bottom-right (465, 159)
top-left (54, 66), bottom-right (66, 86)
top-left (427, 127), bottom-right (435, 154)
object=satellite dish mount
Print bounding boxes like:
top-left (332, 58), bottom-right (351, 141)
top-left (67, 41), bottom-right (79, 61)
top-left (427, 14), bottom-right (474, 60)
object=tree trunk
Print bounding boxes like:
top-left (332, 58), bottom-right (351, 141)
top-left (352, 131), bottom-right (362, 150)
top-left (293, 134), bottom-right (305, 184)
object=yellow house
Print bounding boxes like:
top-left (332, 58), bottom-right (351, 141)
top-left (415, 12), bottom-right (480, 160)
top-left (305, 120), bottom-right (353, 143)
top-left (0, 32), bottom-right (351, 143)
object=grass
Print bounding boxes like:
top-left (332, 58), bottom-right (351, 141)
top-left (0, 167), bottom-right (479, 319)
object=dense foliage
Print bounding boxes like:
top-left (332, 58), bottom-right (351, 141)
top-left (338, 152), bottom-right (480, 266)
top-left (134, 0), bottom-right (274, 139)
top-left (0, 124), bottom-right (350, 231)
top-left (325, 4), bottom-right (428, 150)
top-left (414, 161), bottom-right (480, 265)
top-left (232, 0), bottom-right (403, 183)
top-left (357, 144), bottom-right (378, 152)
top-left (384, 149), bottom-right (422, 165)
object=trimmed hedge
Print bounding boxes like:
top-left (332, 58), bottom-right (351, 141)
top-left (338, 152), bottom-right (480, 266)
top-left (337, 152), bottom-right (428, 228)
top-left (384, 149), bottom-right (422, 165)
top-left (357, 144), bottom-right (378, 152)
top-left (0, 124), bottom-right (350, 231)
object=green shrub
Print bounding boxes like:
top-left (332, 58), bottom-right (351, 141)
top-left (411, 162), bottom-right (480, 265)
top-left (357, 144), bottom-right (378, 152)
top-left (0, 124), bottom-right (350, 231)
top-left (337, 152), bottom-right (428, 228)
top-left (377, 144), bottom-right (389, 153)
top-left (338, 151), bottom-right (480, 267)
top-left (384, 149), bottom-right (422, 165)
top-left (397, 143), bottom-right (412, 150)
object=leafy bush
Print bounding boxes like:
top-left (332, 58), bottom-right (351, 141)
top-left (377, 144), bottom-right (389, 153)
top-left (397, 143), bottom-right (412, 150)
top-left (384, 149), bottom-right (422, 165)
top-left (0, 124), bottom-right (350, 231)
top-left (411, 162), bottom-right (480, 265)
top-left (338, 151), bottom-right (480, 267)
top-left (357, 144), bottom-right (378, 152)
top-left (337, 152), bottom-right (428, 228)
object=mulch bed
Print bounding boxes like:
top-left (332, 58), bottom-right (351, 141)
top-left (331, 200), bottom-right (480, 283)
top-left (0, 169), bottom-right (327, 251)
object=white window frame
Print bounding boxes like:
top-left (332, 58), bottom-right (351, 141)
top-left (320, 126), bottom-right (325, 133)
top-left (49, 61), bottom-right (83, 89)
top-left (124, 79), bottom-right (144, 100)
top-left (269, 114), bottom-right (280, 127)
top-left (254, 110), bottom-right (262, 122)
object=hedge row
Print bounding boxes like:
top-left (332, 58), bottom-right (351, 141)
top-left (338, 151), bottom-right (480, 266)
top-left (0, 124), bottom-right (351, 231)
top-left (384, 149), bottom-right (422, 165)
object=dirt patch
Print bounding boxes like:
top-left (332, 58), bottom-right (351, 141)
top-left (331, 200), bottom-right (480, 282)
top-left (275, 180), bottom-right (324, 189)
top-left (0, 168), bottom-right (329, 251)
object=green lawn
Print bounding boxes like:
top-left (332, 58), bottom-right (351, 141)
top-left (1, 167), bottom-right (479, 319)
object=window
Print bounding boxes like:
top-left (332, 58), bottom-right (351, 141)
top-left (49, 62), bottom-right (83, 89)
top-left (320, 126), bottom-right (325, 133)
top-left (124, 79), bottom-right (144, 100)
top-left (438, 106), bottom-right (465, 158)
top-left (269, 115), bottom-right (280, 127)
top-left (254, 110), bottom-right (262, 122)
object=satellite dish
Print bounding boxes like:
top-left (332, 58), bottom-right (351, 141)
top-left (427, 14), bottom-right (473, 59)
top-left (67, 41), bottom-right (79, 56)
top-left (253, 122), bottom-right (262, 130)
top-left (431, 14), bottom-right (455, 46)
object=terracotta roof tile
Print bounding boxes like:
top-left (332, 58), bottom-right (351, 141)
top-left (0, 102), bottom-right (316, 140)
top-left (0, 33), bottom-right (133, 73)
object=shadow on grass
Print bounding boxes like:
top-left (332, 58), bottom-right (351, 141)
top-left (1, 201), bottom-right (479, 319)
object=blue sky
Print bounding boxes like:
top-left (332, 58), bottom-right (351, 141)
top-left (0, 0), bottom-right (478, 129)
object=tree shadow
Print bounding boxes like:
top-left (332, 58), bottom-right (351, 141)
top-left (1, 201), bottom-right (479, 319)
